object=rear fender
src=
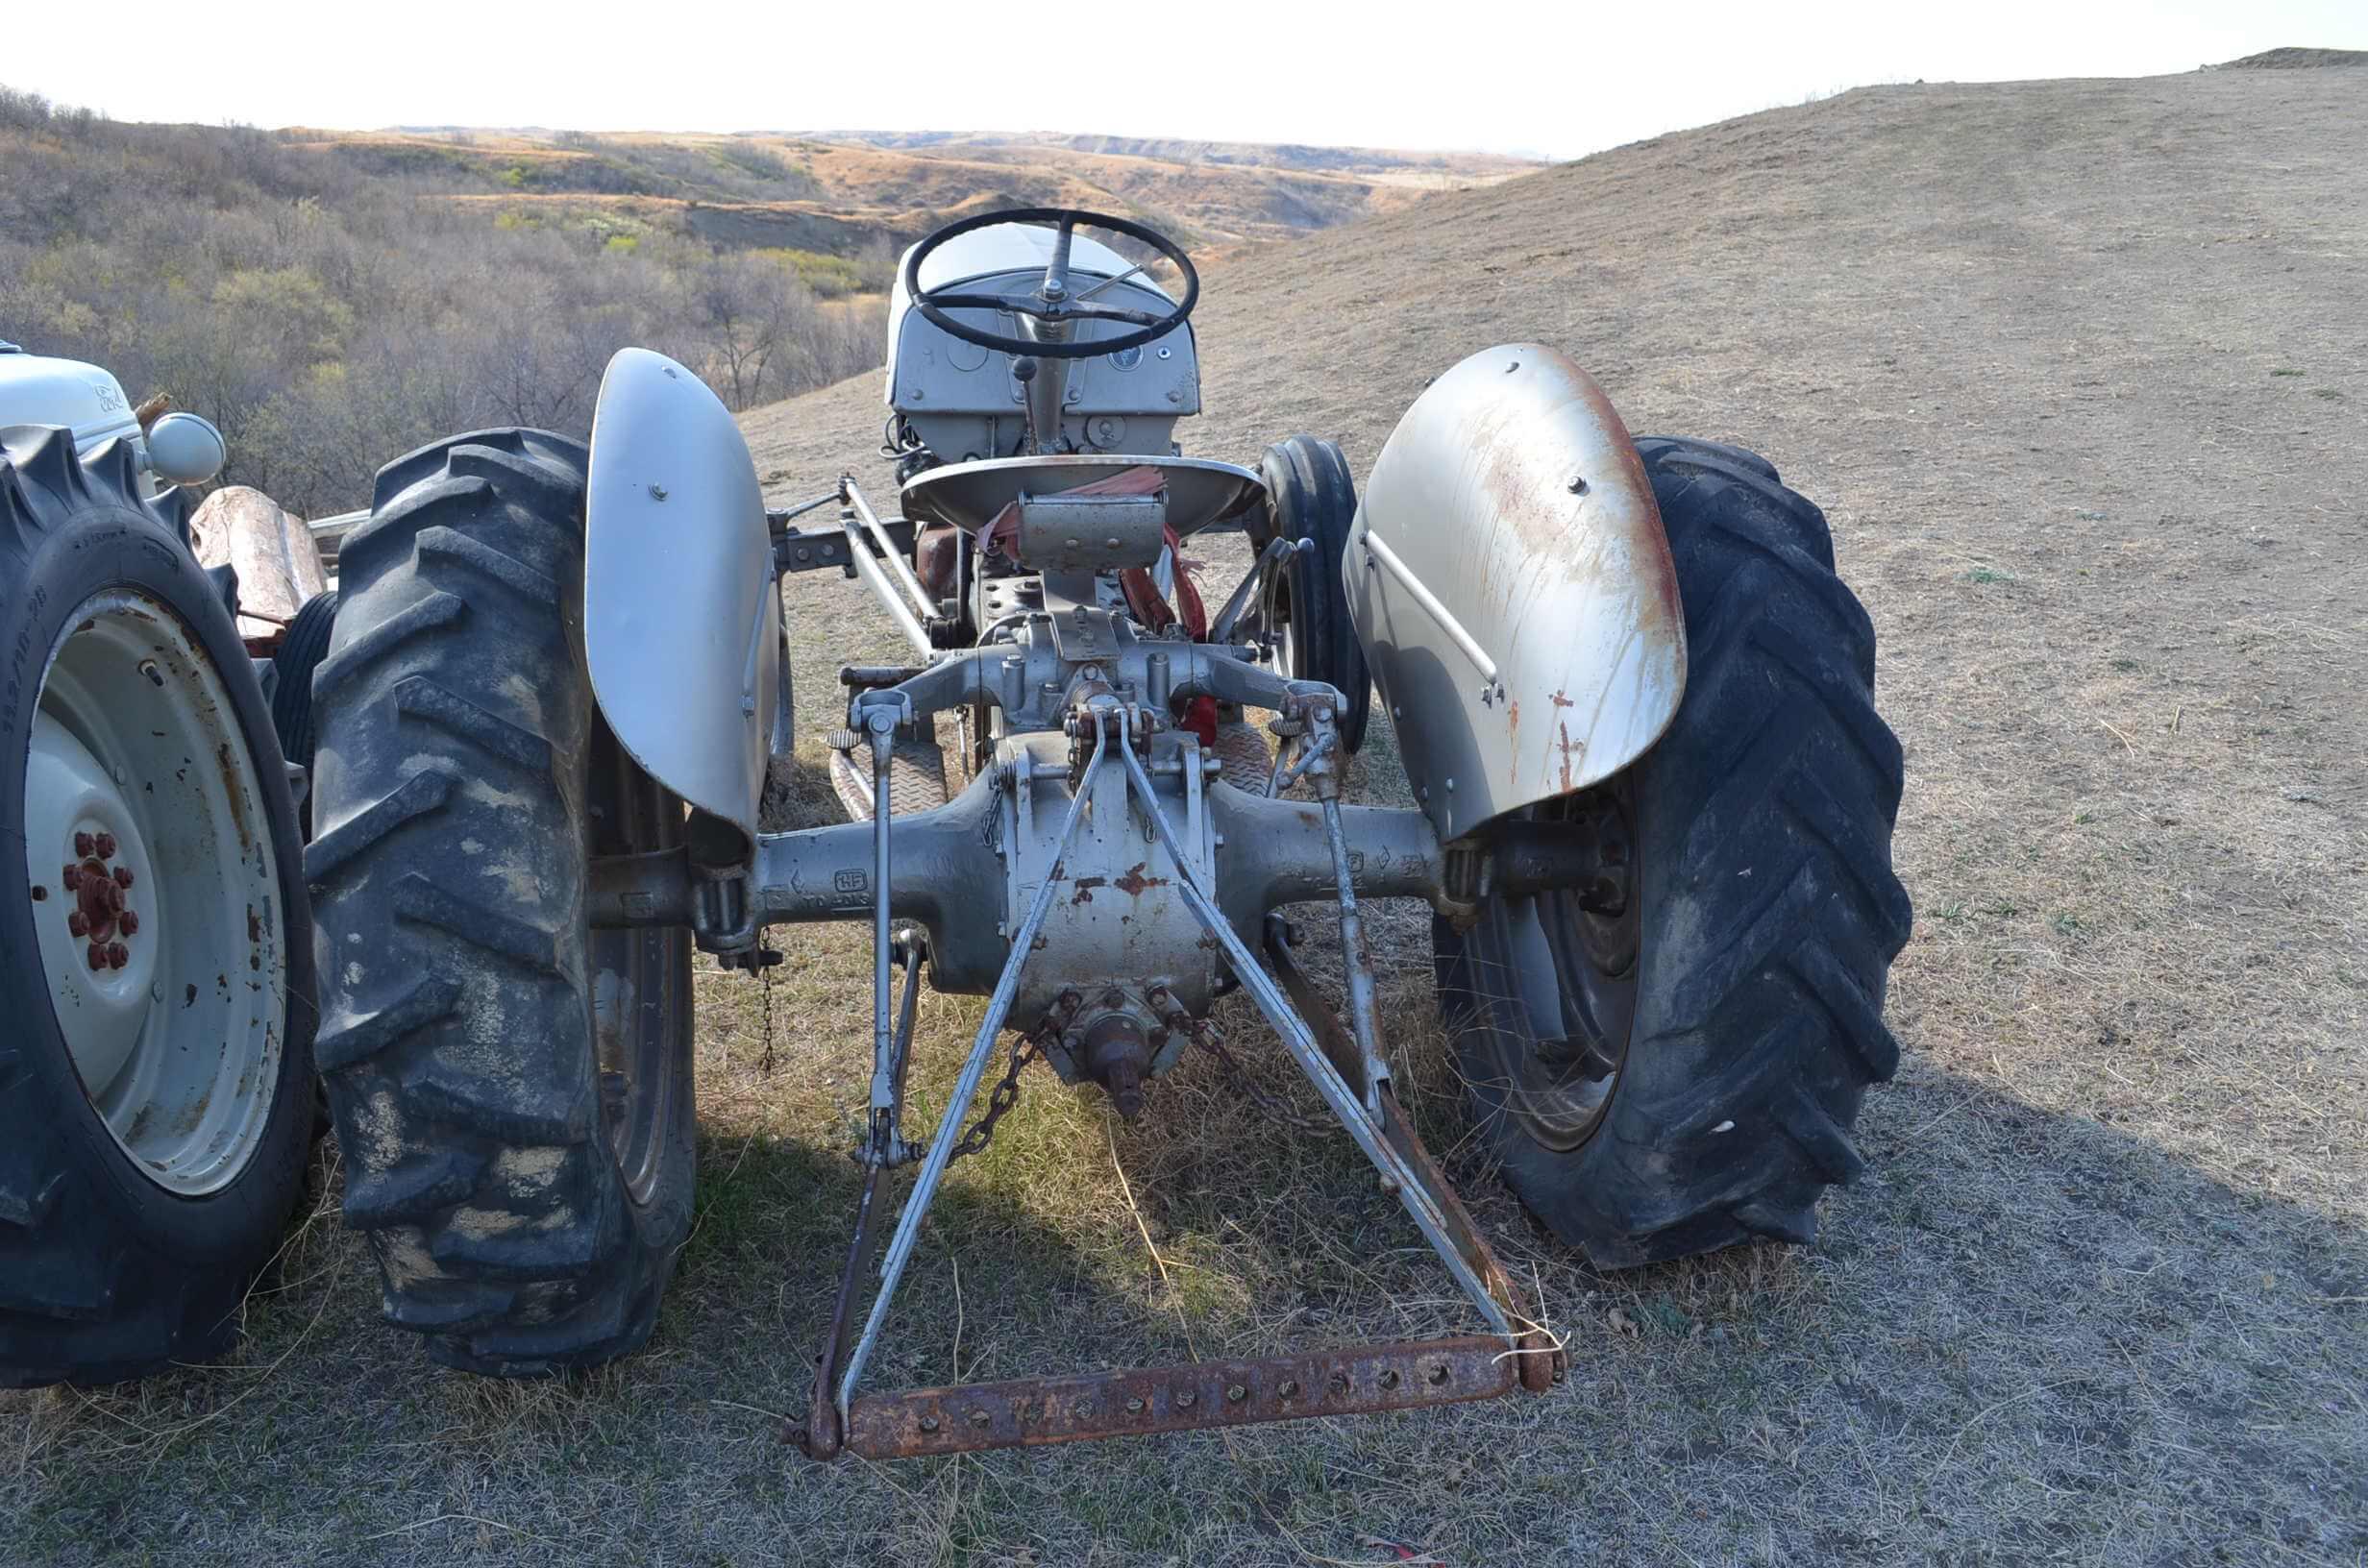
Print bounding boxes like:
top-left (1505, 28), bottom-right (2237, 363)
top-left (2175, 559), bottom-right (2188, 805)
top-left (1345, 344), bottom-right (1685, 842)
top-left (585, 348), bottom-right (778, 851)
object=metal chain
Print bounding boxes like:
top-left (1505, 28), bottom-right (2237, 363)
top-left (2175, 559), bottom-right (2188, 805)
top-left (946, 1029), bottom-right (1044, 1163)
top-left (1187, 1017), bottom-right (1336, 1137)
top-left (758, 958), bottom-right (778, 1075)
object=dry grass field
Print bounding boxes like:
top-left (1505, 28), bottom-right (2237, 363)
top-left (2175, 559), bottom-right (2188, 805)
top-left (7, 63), bottom-right (2366, 1566)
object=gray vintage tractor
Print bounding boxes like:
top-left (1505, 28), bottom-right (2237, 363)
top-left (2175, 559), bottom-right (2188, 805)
top-left (303, 208), bottom-right (1910, 1458)
top-left (0, 342), bottom-right (318, 1386)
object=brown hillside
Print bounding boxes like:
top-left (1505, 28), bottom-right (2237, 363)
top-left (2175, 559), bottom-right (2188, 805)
top-left (809, 128), bottom-right (1538, 179)
top-left (291, 124), bottom-right (1540, 257)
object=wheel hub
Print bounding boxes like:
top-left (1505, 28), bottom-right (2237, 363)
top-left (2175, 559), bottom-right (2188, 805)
top-left (68, 842), bottom-right (143, 965)
top-left (28, 712), bottom-right (162, 1097)
top-left (1488, 785), bottom-right (1642, 1151)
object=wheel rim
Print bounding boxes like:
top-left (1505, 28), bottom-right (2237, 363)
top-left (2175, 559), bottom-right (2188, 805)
top-left (1483, 786), bottom-right (1640, 1151)
top-left (588, 729), bottom-right (689, 1206)
top-left (1272, 576), bottom-right (1301, 678)
top-left (23, 589), bottom-right (287, 1195)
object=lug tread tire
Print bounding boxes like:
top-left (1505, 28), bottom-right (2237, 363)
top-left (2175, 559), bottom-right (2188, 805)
top-left (309, 429), bottom-right (692, 1375)
top-left (1260, 435), bottom-right (1372, 755)
top-left (1437, 435), bottom-right (1910, 1268)
top-left (1211, 722), bottom-right (1271, 788)
top-left (0, 430), bottom-right (314, 1387)
top-left (267, 588), bottom-right (339, 792)
top-left (827, 741), bottom-right (950, 821)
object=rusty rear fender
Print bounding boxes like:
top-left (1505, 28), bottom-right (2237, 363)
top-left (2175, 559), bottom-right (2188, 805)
top-left (1345, 344), bottom-right (1684, 842)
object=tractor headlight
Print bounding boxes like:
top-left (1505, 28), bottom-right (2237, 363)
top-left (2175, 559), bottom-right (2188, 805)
top-left (145, 412), bottom-right (226, 486)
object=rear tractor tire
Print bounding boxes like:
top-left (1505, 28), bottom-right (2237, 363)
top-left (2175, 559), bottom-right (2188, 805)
top-left (1436, 436), bottom-right (1912, 1267)
top-left (1, 429), bottom-right (315, 1386)
top-left (308, 429), bottom-right (696, 1374)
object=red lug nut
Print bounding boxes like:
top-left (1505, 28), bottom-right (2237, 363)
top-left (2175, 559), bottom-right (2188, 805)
top-left (86, 943), bottom-right (108, 970)
top-left (113, 866), bottom-right (133, 889)
top-left (67, 911), bottom-right (88, 937)
top-left (74, 831), bottom-right (94, 857)
top-left (62, 864), bottom-right (82, 891)
top-left (93, 833), bottom-right (116, 860)
top-left (107, 943), bottom-right (128, 970)
top-left (117, 910), bottom-right (138, 936)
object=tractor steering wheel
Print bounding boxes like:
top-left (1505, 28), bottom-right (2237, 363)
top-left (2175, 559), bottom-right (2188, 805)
top-left (902, 208), bottom-right (1198, 360)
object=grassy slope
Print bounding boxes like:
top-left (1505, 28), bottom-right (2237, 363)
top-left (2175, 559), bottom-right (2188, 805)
top-left (9, 67), bottom-right (2366, 1568)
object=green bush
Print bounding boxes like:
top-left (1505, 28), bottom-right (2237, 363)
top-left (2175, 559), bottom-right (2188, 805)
top-left (760, 248), bottom-right (867, 298)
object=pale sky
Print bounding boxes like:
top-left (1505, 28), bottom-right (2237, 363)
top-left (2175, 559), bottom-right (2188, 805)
top-left (11, 0), bottom-right (2364, 159)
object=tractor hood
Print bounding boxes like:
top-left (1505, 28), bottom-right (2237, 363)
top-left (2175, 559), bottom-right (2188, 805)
top-left (0, 347), bottom-right (144, 458)
top-left (884, 223), bottom-right (1166, 402)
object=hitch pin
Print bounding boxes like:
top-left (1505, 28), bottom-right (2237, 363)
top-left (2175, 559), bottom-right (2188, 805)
top-left (1266, 729), bottom-right (1332, 799)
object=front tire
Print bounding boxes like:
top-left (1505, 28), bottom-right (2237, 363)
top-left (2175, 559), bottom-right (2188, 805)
top-left (268, 588), bottom-right (338, 822)
top-left (1260, 435), bottom-right (1372, 755)
top-left (308, 429), bottom-right (695, 1374)
top-left (0, 430), bottom-right (315, 1386)
top-left (1437, 437), bottom-right (1912, 1267)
